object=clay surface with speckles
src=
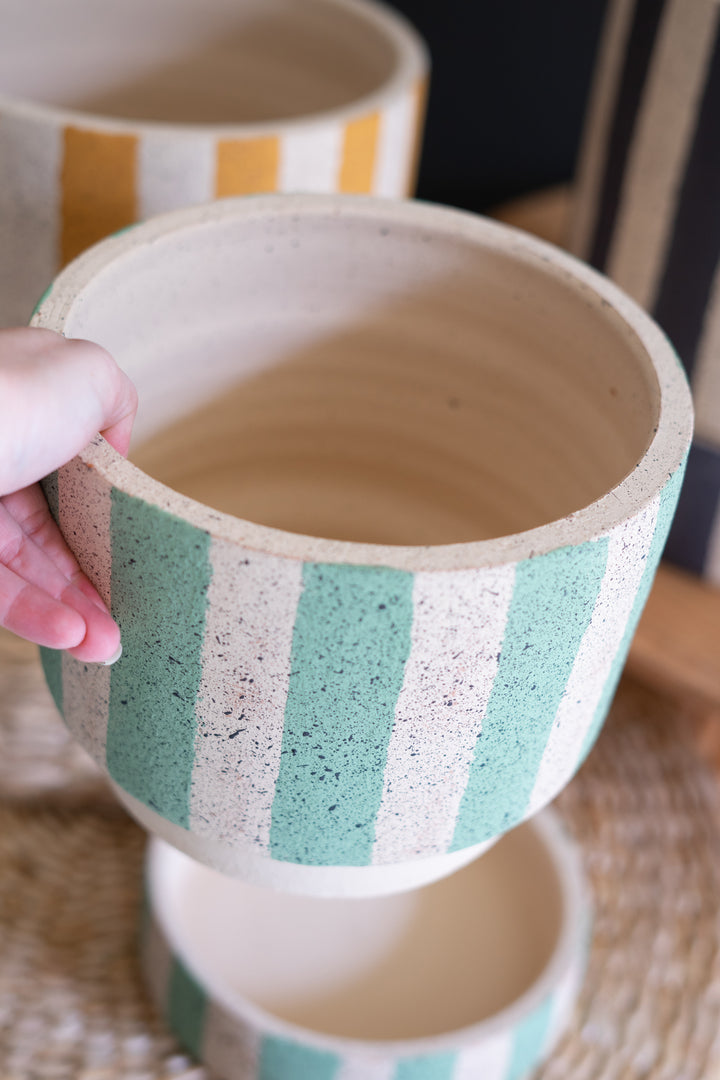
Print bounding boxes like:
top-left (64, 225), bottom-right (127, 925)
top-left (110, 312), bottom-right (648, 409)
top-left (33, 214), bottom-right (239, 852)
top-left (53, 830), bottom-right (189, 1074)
top-left (35, 195), bottom-right (692, 894)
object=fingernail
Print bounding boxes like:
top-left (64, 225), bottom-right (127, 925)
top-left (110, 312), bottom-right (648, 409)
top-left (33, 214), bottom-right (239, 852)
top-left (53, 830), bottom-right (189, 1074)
top-left (99, 643), bottom-right (122, 666)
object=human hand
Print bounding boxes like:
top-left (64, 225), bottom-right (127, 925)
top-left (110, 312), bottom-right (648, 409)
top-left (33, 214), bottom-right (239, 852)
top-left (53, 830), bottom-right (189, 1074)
top-left (0, 327), bottom-right (138, 662)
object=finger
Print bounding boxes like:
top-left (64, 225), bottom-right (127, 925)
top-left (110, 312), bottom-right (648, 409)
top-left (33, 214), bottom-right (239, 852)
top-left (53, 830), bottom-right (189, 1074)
top-left (64, 336), bottom-right (139, 459)
top-left (101, 410), bottom-right (135, 457)
top-left (0, 501), bottom-right (120, 661)
top-left (7, 553), bottom-right (119, 661)
top-left (0, 331), bottom-right (138, 495)
top-left (1, 564), bottom-right (120, 662)
top-left (0, 560), bottom-right (85, 650)
top-left (0, 490), bottom-right (107, 611)
top-left (0, 560), bottom-right (120, 661)
top-left (3, 483), bottom-right (87, 581)
top-left (63, 585), bottom-right (121, 663)
top-left (71, 575), bottom-right (111, 612)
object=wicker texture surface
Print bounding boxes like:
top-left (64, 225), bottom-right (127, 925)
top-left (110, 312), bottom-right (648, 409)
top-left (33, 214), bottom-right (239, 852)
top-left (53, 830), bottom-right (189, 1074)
top-left (0, 628), bottom-right (718, 1079)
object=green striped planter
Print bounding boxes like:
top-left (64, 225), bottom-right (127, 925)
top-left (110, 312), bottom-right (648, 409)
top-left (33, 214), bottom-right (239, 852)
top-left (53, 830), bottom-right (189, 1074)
top-left (142, 810), bottom-right (590, 1080)
top-left (0, 0), bottom-right (427, 328)
top-left (33, 195), bottom-right (693, 895)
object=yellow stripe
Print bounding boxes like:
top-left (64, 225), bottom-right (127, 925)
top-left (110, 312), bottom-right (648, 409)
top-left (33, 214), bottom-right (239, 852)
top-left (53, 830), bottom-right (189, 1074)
top-left (61, 127), bottom-right (137, 267)
top-left (339, 112), bottom-right (380, 194)
top-left (216, 137), bottom-right (279, 196)
top-left (406, 76), bottom-right (429, 197)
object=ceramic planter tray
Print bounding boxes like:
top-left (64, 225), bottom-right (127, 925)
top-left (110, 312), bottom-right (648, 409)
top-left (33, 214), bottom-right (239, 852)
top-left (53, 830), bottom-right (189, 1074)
top-left (140, 808), bottom-right (589, 1080)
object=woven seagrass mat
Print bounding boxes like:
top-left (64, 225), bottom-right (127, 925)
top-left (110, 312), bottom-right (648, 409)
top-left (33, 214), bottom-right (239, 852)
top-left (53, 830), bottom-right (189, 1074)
top-left (0, 626), bottom-right (719, 1079)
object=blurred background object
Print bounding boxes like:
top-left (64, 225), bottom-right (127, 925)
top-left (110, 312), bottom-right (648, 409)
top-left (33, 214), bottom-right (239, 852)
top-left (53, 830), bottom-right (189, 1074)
top-left (387, 0), bottom-right (609, 210)
top-left (570, 0), bottom-right (720, 585)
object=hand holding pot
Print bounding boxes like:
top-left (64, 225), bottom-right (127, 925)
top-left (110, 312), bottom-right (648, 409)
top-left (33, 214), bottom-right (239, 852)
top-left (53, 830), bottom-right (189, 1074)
top-left (0, 327), bottom-right (136, 661)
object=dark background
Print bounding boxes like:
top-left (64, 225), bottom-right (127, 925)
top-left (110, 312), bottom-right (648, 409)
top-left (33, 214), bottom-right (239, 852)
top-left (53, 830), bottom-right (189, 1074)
top-left (387, 0), bottom-right (609, 211)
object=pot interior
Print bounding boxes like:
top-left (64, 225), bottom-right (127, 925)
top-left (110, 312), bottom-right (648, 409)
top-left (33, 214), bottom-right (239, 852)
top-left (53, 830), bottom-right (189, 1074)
top-left (154, 820), bottom-right (564, 1041)
top-left (0, 0), bottom-right (398, 124)
top-left (63, 205), bottom-right (660, 546)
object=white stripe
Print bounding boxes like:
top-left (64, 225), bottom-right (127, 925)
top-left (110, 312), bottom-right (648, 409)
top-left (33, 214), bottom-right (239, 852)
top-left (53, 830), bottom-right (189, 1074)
top-left (189, 545), bottom-right (303, 852)
top-left (335, 1057), bottom-right (395, 1080)
top-left (0, 109), bottom-right (61, 327)
top-left (141, 919), bottom-right (173, 1010)
top-left (57, 457), bottom-right (113, 766)
top-left (137, 130), bottom-right (215, 220)
top-left (569, 0), bottom-right (638, 257)
top-left (373, 89), bottom-right (417, 197)
top-left (691, 258), bottom-right (720, 447)
top-left (703, 492), bottom-right (720, 587)
top-left (372, 565), bottom-right (516, 865)
top-left (453, 1031), bottom-right (513, 1080)
top-left (278, 124), bottom-right (344, 194)
top-left (542, 951), bottom-right (587, 1058)
top-left (527, 498), bottom-right (661, 817)
top-left (606, 0), bottom-right (720, 308)
top-left (61, 653), bottom-right (111, 767)
top-left (203, 1002), bottom-right (261, 1079)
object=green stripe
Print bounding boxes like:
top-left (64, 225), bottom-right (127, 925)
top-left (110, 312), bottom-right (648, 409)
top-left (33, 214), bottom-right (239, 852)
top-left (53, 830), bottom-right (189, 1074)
top-left (451, 538), bottom-right (609, 852)
top-left (31, 281), bottom-right (54, 319)
top-left (41, 470), bottom-right (59, 521)
top-left (578, 461), bottom-right (687, 763)
top-left (39, 646), bottom-right (63, 717)
top-left (269, 563), bottom-right (414, 866)
top-left (258, 1035), bottom-right (340, 1080)
top-left (39, 472), bottom-right (63, 715)
top-left (105, 490), bottom-right (212, 829)
top-left (393, 1051), bottom-right (457, 1079)
top-left (167, 956), bottom-right (208, 1061)
top-left (506, 996), bottom-right (554, 1080)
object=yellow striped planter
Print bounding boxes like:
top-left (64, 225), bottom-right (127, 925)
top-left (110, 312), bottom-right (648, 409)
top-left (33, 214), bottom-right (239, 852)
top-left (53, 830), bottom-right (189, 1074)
top-left (0, 0), bottom-right (427, 327)
top-left (33, 195), bottom-right (692, 897)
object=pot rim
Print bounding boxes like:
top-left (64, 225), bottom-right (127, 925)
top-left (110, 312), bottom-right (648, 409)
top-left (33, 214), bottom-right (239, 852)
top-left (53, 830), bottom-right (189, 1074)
top-left (0, 0), bottom-right (427, 136)
top-left (145, 808), bottom-right (589, 1059)
top-left (32, 193), bottom-right (694, 574)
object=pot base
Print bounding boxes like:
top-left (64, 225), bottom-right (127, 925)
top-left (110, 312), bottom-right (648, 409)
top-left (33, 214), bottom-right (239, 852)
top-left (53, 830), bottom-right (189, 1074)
top-left (111, 782), bottom-right (495, 897)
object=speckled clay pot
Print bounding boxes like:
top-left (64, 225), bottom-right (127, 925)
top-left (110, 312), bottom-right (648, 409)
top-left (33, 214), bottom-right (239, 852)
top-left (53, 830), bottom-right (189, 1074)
top-left (571, 0), bottom-right (720, 582)
top-left (142, 809), bottom-right (589, 1080)
top-left (34, 195), bottom-right (692, 896)
top-left (0, 0), bottom-right (427, 327)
